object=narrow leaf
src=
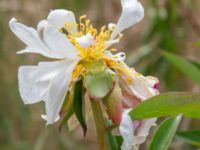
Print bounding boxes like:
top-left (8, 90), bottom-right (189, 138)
top-left (176, 130), bottom-right (200, 146)
top-left (129, 92), bottom-right (200, 119)
top-left (73, 80), bottom-right (87, 136)
top-left (163, 51), bottom-right (200, 85)
top-left (106, 120), bottom-right (118, 150)
top-left (149, 116), bottom-right (181, 150)
top-left (59, 108), bottom-right (74, 132)
top-left (59, 85), bottom-right (75, 131)
top-left (190, 60), bottom-right (200, 70)
top-left (115, 136), bottom-right (123, 149)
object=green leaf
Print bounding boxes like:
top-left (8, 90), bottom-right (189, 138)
top-left (163, 51), bottom-right (200, 85)
top-left (106, 120), bottom-right (118, 150)
top-left (176, 130), bottom-right (200, 146)
top-left (73, 80), bottom-right (87, 136)
top-left (115, 136), bottom-right (123, 149)
top-left (59, 108), bottom-right (74, 132)
top-left (189, 60), bottom-right (200, 70)
top-left (84, 70), bottom-right (114, 99)
top-left (194, 39), bottom-right (200, 47)
top-left (149, 116), bottom-right (181, 150)
top-left (59, 85), bottom-right (75, 131)
top-left (129, 92), bottom-right (200, 119)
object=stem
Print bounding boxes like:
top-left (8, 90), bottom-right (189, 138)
top-left (91, 100), bottom-right (107, 150)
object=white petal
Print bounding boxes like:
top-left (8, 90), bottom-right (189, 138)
top-left (45, 60), bottom-right (78, 124)
top-left (133, 118), bottom-right (156, 145)
top-left (106, 51), bottom-right (126, 62)
top-left (114, 52), bottom-right (126, 62)
top-left (18, 61), bottom-right (66, 104)
top-left (43, 26), bottom-right (78, 60)
top-left (120, 69), bottom-right (159, 101)
top-left (41, 114), bottom-right (60, 122)
top-left (47, 9), bottom-right (77, 34)
top-left (146, 76), bottom-right (159, 96)
top-left (119, 109), bottom-right (134, 150)
top-left (111, 0), bottom-right (144, 39)
top-left (105, 39), bottom-right (120, 45)
top-left (37, 20), bottom-right (49, 39)
top-left (75, 33), bottom-right (94, 48)
top-left (9, 18), bottom-right (63, 59)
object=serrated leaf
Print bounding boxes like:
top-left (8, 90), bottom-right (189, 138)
top-left (163, 51), bottom-right (200, 85)
top-left (129, 92), bottom-right (200, 119)
top-left (84, 70), bottom-right (114, 99)
top-left (176, 130), bottom-right (200, 146)
top-left (73, 80), bottom-right (87, 136)
top-left (149, 116), bottom-right (181, 150)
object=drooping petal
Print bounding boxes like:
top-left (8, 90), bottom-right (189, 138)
top-left (133, 118), bottom-right (156, 145)
top-left (145, 76), bottom-right (160, 96)
top-left (9, 18), bottom-right (64, 59)
top-left (119, 110), bottom-right (156, 149)
top-left (43, 26), bottom-right (78, 60)
top-left (120, 69), bottom-right (159, 101)
top-left (18, 61), bottom-right (66, 104)
top-left (119, 109), bottom-right (134, 150)
top-left (121, 85), bottom-right (140, 108)
top-left (111, 0), bottom-right (144, 39)
top-left (47, 9), bottom-right (77, 34)
top-left (45, 60), bottom-right (79, 124)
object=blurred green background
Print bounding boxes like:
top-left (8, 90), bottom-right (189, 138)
top-left (0, 0), bottom-right (200, 149)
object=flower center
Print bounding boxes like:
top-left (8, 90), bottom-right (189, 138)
top-left (62, 15), bottom-right (120, 63)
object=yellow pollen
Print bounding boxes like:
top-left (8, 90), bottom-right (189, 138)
top-left (62, 15), bottom-right (123, 63)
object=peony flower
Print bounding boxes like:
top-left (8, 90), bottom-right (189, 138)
top-left (9, 0), bottom-right (159, 149)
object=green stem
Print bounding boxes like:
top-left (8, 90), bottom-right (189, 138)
top-left (91, 100), bottom-right (107, 150)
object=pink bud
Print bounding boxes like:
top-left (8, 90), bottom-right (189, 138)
top-left (104, 83), bottom-right (123, 124)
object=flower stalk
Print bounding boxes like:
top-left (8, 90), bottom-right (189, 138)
top-left (91, 100), bottom-right (107, 150)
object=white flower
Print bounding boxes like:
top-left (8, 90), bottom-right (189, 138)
top-left (9, 0), bottom-right (144, 125)
top-left (119, 71), bottom-right (159, 150)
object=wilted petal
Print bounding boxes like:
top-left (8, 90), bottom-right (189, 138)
top-left (121, 85), bottom-right (140, 108)
top-left (146, 76), bottom-right (159, 96)
top-left (111, 0), bottom-right (144, 39)
top-left (119, 109), bottom-right (134, 150)
top-left (18, 61), bottom-right (66, 104)
top-left (133, 118), bottom-right (156, 145)
top-left (47, 9), bottom-right (77, 34)
top-left (45, 60), bottom-right (78, 124)
top-left (9, 18), bottom-right (63, 59)
top-left (120, 70), bottom-right (159, 101)
top-left (43, 26), bottom-right (78, 60)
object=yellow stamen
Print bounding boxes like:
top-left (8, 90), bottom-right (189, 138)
top-left (62, 15), bottom-right (125, 78)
